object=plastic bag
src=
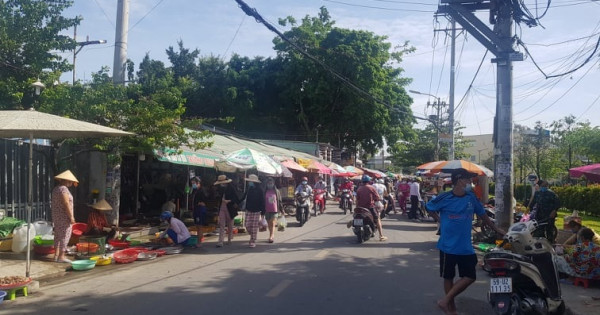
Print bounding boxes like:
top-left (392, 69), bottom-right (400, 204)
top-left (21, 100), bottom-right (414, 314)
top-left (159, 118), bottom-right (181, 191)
top-left (277, 214), bottom-right (287, 231)
top-left (259, 217), bottom-right (268, 232)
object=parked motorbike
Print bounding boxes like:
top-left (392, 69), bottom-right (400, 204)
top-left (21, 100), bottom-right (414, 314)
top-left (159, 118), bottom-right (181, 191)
top-left (282, 196), bottom-right (296, 216)
top-left (483, 220), bottom-right (565, 315)
top-left (351, 207), bottom-right (375, 243)
top-left (295, 191), bottom-right (311, 227)
top-left (340, 189), bottom-right (353, 215)
top-left (313, 189), bottom-right (326, 216)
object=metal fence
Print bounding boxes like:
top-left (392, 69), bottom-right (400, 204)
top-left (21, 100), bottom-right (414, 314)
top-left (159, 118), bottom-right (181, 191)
top-left (0, 139), bottom-right (54, 221)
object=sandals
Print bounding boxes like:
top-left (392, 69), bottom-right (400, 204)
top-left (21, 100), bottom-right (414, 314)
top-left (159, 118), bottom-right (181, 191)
top-left (379, 236), bottom-right (388, 241)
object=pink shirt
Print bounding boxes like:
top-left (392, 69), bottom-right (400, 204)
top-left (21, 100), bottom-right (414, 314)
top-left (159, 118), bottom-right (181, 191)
top-left (265, 190), bottom-right (278, 213)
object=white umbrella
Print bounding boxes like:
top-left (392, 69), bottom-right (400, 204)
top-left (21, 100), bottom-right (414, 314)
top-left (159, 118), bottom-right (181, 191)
top-left (215, 148), bottom-right (283, 176)
top-left (0, 109), bottom-right (133, 277)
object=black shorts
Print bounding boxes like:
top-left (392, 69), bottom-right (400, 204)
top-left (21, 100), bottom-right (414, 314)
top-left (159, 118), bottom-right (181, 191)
top-left (439, 251), bottom-right (477, 280)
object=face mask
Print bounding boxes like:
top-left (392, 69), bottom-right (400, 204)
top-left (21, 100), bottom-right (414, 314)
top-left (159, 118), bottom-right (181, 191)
top-left (302, 181), bottom-right (308, 185)
top-left (465, 184), bottom-right (473, 193)
top-left (267, 183), bottom-right (274, 189)
top-left (540, 187), bottom-right (548, 192)
top-left (192, 184), bottom-right (198, 189)
top-left (248, 182), bottom-right (254, 188)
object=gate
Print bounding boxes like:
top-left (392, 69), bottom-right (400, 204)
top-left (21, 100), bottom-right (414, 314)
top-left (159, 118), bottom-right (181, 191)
top-left (0, 139), bottom-right (54, 221)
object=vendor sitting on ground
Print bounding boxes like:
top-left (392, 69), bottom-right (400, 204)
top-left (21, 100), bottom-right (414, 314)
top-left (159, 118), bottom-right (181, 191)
top-left (85, 199), bottom-right (115, 236)
top-left (555, 228), bottom-right (600, 279)
top-left (563, 219), bottom-right (600, 246)
top-left (159, 211), bottom-right (191, 246)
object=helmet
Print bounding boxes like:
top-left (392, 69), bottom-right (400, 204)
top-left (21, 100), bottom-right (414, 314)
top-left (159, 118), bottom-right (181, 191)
top-left (361, 175), bottom-right (371, 183)
top-left (377, 178), bottom-right (384, 184)
top-left (160, 211), bottom-right (173, 221)
top-left (302, 176), bottom-right (308, 181)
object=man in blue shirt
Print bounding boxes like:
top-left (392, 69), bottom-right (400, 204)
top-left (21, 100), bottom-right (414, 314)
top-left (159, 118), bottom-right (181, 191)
top-left (426, 168), bottom-right (503, 315)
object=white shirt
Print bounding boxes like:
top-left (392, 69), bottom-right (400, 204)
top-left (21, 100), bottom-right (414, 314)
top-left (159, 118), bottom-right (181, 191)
top-left (169, 217), bottom-right (191, 243)
top-left (373, 183), bottom-right (387, 198)
top-left (409, 182), bottom-right (421, 199)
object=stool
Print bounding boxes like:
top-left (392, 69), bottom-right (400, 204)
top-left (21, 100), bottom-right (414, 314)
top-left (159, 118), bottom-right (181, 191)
top-left (5, 285), bottom-right (28, 300)
top-left (573, 277), bottom-right (589, 289)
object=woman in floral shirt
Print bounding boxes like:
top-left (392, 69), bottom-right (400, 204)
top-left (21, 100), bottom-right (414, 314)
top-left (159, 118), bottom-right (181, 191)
top-left (556, 228), bottom-right (600, 279)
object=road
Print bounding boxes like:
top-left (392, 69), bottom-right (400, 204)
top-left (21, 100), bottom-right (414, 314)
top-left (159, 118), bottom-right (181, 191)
top-left (2, 204), bottom-right (495, 315)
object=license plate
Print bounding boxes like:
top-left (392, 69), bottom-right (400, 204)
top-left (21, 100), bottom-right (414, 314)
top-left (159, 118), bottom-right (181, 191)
top-left (353, 219), bottom-right (363, 226)
top-left (490, 277), bottom-right (512, 293)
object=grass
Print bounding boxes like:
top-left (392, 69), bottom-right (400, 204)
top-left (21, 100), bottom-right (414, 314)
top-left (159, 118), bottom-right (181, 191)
top-left (556, 208), bottom-right (600, 232)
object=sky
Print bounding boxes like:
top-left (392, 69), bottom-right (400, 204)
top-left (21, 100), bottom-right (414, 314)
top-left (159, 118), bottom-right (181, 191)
top-left (60, 0), bottom-right (600, 136)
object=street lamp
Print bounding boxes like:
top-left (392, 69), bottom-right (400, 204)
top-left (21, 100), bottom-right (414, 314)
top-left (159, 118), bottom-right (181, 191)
top-left (409, 90), bottom-right (447, 161)
top-left (73, 24), bottom-right (107, 83)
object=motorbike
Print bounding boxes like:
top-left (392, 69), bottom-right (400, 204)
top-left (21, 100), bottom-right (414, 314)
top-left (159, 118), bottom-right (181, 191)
top-left (340, 189), bottom-right (353, 215)
top-left (313, 189), bottom-right (326, 216)
top-left (282, 196), bottom-right (296, 216)
top-left (351, 207), bottom-right (375, 243)
top-left (483, 220), bottom-right (565, 315)
top-left (295, 191), bottom-right (311, 227)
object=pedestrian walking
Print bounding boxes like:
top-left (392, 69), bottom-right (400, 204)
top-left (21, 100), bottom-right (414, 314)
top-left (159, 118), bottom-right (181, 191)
top-left (51, 170), bottom-right (79, 263)
top-left (244, 174), bottom-right (264, 248)
top-left (426, 168), bottom-right (504, 315)
top-left (215, 175), bottom-right (245, 247)
top-left (264, 177), bottom-right (283, 243)
top-left (529, 179), bottom-right (560, 242)
top-left (396, 177), bottom-right (410, 215)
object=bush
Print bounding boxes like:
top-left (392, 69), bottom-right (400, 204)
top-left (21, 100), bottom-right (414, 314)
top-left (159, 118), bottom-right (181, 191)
top-left (553, 184), bottom-right (600, 216)
top-left (488, 183), bottom-right (534, 204)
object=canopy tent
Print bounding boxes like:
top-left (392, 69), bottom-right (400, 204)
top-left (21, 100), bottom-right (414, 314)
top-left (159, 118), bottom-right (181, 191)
top-left (215, 147), bottom-right (283, 176)
top-left (569, 163), bottom-right (600, 182)
top-left (0, 109), bottom-right (133, 277)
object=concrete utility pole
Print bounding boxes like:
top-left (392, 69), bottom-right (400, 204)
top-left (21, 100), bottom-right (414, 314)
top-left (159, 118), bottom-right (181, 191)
top-left (448, 19), bottom-right (456, 161)
top-left (409, 90), bottom-right (445, 161)
top-left (73, 24), bottom-right (107, 84)
top-left (438, 0), bottom-right (523, 232)
top-left (113, 0), bottom-right (129, 85)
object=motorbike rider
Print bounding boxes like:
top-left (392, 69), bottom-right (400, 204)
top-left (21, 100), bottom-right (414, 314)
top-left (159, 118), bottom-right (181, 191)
top-left (373, 178), bottom-right (388, 217)
top-left (295, 176), bottom-right (313, 206)
top-left (313, 176), bottom-right (327, 211)
top-left (339, 177), bottom-right (354, 208)
top-left (355, 175), bottom-right (387, 241)
top-left (529, 179), bottom-right (560, 242)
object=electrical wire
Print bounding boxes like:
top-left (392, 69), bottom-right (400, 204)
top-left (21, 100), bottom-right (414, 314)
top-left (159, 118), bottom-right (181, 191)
top-left (322, 0), bottom-right (435, 13)
top-left (233, 0), bottom-right (434, 124)
top-left (575, 93), bottom-right (600, 122)
top-left (128, 0), bottom-right (166, 32)
top-left (93, 0), bottom-right (115, 28)
top-left (221, 15), bottom-right (246, 60)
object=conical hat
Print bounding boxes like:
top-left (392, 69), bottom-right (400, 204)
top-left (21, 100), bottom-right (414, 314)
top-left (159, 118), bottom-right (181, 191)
top-left (91, 199), bottom-right (112, 211)
top-left (54, 170), bottom-right (79, 185)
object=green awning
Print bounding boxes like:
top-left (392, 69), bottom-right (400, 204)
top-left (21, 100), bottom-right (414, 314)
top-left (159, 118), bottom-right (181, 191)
top-left (154, 148), bottom-right (219, 168)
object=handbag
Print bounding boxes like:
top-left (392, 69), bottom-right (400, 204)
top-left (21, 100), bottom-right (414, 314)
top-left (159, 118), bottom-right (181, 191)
top-left (226, 201), bottom-right (239, 219)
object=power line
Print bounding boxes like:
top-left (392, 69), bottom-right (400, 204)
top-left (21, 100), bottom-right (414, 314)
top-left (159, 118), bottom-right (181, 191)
top-left (234, 0), bottom-right (434, 125)
top-left (222, 15), bottom-right (246, 60)
top-left (322, 0), bottom-right (435, 13)
top-left (93, 0), bottom-right (115, 28)
top-left (128, 0), bottom-right (166, 32)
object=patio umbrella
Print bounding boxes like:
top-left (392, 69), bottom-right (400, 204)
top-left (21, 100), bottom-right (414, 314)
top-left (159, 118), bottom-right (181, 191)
top-left (362, 167), bottom-right (385, 178)
top-left (569, 163), bottom-right (600, 182)
top-left (429, 159), bottom-right (494, 177)
top-left (280, 159), bottom-right (308, 173)
top-left (306, 160), bottom-right (332, 175)
top-left (344, 165), bottom-right (364, 175)
top-left (215, 148), bottom-right (283, 175)
top-left (416, 161), bottom-right (446, 170)
top-left (0, 109), bottom-right (133, 277)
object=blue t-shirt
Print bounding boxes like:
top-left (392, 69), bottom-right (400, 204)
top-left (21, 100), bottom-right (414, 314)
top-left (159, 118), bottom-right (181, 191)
top-left (426, 191), bottom-right (484, 255)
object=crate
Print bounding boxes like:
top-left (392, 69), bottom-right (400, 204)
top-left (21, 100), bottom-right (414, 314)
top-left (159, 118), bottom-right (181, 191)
top-left (0, 236), bottom-right (13, 252)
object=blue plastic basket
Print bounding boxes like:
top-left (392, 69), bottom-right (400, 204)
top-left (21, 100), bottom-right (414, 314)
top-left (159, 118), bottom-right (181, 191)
top-left (0, 290), bottom-right (7, 304)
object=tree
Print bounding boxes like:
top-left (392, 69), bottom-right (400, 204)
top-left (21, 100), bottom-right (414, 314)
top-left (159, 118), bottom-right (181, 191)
top-left (0, 0), bottom-right (78, 109)
top-left (271, 7), bottom-right (415, 154)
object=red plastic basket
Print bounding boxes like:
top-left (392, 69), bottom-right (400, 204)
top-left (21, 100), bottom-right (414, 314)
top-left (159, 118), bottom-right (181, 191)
top-left (113, 249), bottom-right (138, 264)
top-left (71, 223), bottom-right (88, 236)
top-left (33, 244), bottom-right (55, 255)
top-left (108, 239), bottom-right (130, 249)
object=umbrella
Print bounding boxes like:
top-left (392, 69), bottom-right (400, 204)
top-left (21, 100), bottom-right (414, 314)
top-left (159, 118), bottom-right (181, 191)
top-left (569, 163), bottom-right (600, 182)
top-left (215, 148), bottom-right (282, 175)
top-left (306, 160), bottom-right (332, 175)
top-left (429, 159), bottom-right (494, 177)
top-left (416, 161), bottom-right (446, 170)
top-left (362, 167), bottom-right (386, 178)
top-left (328, 162), bottom-right (357, 177)
top-left (0, 109), bottom-right (133, 277)
top-left (280, 159), bottom-right (308, 173)
top-left (344, 165), bottom-right (364, 175)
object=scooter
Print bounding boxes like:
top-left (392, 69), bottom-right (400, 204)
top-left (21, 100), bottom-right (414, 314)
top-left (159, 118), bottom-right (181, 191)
top-left (351, 207), bottom-right (375, 244)
top-left (340, 189), bottom-right (353, 215)
top-left (483, 220), bottom-right (565, 315)
top-left (295, 191), bottom-right (311, 227)
top-left (313, 189), bottom-right (326, 216)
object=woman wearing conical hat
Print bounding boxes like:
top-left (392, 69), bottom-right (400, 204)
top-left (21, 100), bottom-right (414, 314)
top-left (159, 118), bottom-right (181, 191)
top-left (51, 170), bottom-right (78, 263)
top-left (86, 199), bottom-right (113, 237)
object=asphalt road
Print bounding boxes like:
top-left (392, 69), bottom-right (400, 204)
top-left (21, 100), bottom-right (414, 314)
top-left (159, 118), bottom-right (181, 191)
top-left (1, 204), bottom-right (496, 315)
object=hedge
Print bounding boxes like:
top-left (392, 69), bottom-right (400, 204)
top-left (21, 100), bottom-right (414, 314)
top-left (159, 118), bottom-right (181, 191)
top-left (488, 183), bottom-right (535, 204)
top-left (552, 185), bottom-right (600, 216)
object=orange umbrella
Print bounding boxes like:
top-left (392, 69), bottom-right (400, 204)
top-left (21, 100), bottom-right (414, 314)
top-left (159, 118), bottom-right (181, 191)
top-left (429, 160), bottom-right (493, 177)
top-left (416, 161), bottom-right (446, 170)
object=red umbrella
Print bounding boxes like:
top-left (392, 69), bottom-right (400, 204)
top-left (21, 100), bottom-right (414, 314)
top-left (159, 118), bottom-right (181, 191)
top-left (569, 163), bottom-right (600, 182)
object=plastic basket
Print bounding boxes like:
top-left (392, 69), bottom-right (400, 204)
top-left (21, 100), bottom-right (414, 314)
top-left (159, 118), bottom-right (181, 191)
top-left (113, 249), bottom-right (138, 264)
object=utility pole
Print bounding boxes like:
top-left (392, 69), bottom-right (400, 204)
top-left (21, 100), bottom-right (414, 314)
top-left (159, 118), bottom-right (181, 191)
top-left (438, 0), bottom-right (523, 232)
top-left (113, 0), bottom-right (129, 85)
top-left (448, 19), bottom-right (456, 160)
top-left (409, 90), bottom-right (445, 161)
top-left (73, 23), bottom-right (106, 84)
